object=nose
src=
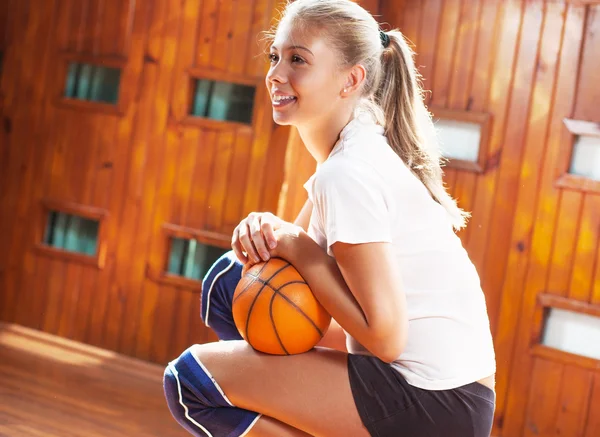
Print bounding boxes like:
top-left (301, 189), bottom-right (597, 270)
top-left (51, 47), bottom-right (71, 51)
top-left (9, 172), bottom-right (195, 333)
top-left (266, 61), bottom-right (287, 86)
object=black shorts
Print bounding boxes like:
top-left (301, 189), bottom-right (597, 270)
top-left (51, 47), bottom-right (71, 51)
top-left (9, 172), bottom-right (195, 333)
top-left (347, 354), bottom-right (495, 437)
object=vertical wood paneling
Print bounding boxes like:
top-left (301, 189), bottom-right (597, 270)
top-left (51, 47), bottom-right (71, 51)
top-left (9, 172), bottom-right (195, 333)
top-left (491, 1), bottom-right (566, 429)
top-left (117, 0), bottom-right (185, 357)
top-left (584, 374), bottom-right (600, 437)
top-left (569, 195), bottom-right (600, 301)
top-left (501, 4), bottom-right (588, 436)
top-left (467, 0), bottom-right (523, 276)
top-left (554, 365), bottom-right (593, 437)
top-left (522, 358), bottom-right (563, 437)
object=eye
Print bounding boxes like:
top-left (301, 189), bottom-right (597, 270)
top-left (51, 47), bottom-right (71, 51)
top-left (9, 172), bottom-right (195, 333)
top-left (268, 53), bottom-right (279, 63)
top-left (291, 55), bottom-right (305, 64)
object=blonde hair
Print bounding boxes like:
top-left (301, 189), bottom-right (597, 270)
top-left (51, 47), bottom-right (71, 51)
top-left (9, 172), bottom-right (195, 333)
top-left (269, 0), bottom-right (469, 230)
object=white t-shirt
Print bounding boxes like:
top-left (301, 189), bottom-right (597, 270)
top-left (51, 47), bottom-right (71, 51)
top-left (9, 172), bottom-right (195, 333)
top-left (303, 113), bottom-right (496, 390)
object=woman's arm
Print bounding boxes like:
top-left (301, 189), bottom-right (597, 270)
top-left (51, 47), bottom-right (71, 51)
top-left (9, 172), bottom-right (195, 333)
top-left (316, 318), bottom-right (347, 352)
top-left (279, 229), bottom-right (407, 363)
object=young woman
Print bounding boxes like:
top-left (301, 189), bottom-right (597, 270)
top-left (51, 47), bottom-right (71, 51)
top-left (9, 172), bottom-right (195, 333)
top-left (163, 1), bottom-right (496, 436)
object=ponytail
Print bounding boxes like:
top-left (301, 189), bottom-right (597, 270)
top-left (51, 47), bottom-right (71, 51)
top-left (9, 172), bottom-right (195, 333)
top-left (375, 31), bottom-right (470, 231)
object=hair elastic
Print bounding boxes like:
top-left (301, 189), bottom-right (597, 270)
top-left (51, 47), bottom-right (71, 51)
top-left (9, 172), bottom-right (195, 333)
top-left (380, 31), bottom-right (390, 48)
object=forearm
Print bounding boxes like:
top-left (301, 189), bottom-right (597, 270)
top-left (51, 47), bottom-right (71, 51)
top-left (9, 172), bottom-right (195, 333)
top-left (284, 231), bottom-right (390, 359)
top-left (316, 318), bottom-right (347, 352)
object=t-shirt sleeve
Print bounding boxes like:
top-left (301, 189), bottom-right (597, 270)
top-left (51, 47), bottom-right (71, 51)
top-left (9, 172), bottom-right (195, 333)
top-left (312, 158), bottom-right (393, 256)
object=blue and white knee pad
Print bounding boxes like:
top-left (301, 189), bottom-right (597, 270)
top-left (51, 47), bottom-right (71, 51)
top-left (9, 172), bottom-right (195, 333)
top-left (163, 347), bottom-right (261, 437)
top-left (201, 250), bottom-right (244, 341)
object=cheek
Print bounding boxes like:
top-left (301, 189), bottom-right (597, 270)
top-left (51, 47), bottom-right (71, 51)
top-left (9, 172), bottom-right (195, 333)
top-left (293, 72), bottom-right (339, 106)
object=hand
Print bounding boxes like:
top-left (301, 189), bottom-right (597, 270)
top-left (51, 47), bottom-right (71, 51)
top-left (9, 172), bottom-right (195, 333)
top-left (231, 212), bottom-right (286, 265)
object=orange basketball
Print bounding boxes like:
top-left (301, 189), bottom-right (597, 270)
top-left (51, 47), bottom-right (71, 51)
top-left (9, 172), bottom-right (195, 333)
top-left (232, 257), bottom-right (332, 355)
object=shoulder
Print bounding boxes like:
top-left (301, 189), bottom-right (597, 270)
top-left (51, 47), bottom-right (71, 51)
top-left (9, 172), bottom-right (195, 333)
top-left (313, 154), bottom-right (386, 194)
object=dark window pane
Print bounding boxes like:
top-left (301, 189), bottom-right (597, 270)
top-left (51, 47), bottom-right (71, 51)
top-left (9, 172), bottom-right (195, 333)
top-left (167, 237), bottom-right (228, 281)
top-left (43, 211), bottom-right (99, 256)
top-left (64, 62), bottom-right (121, 104)
top-left (190, 79), bottom-right (256, 124)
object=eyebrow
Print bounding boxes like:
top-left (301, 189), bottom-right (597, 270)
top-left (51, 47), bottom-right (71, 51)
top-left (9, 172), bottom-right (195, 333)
top-left (270, 45), bottom-right (314, 56)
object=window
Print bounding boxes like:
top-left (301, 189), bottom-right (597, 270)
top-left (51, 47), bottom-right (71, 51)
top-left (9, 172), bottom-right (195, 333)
top-left (43, 210), bottom-right (99, 256)
top-left (435, 119), bottom-right (482, 163)
top-left (430, 108), bottom-right (492, 173)
top-left (557, 118), bottom-right (600, 193)
top-left (568, 133), bottom-right (600, 181)
top-left (190, 78), bottom-right (256, 125)
top-left (167, 237), bottom-right (229, 281)
top-left (542, 307), bottom-right (600, 361)
top-left (64, 62), bottom-right (121, 104)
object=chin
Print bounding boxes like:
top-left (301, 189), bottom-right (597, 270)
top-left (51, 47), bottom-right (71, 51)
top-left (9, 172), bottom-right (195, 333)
top-left (271, 112), bottom-right (296, 126)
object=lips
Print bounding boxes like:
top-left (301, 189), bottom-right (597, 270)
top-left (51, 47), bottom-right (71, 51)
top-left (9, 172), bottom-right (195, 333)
top-left (272, 94), bottom-right (297, 107)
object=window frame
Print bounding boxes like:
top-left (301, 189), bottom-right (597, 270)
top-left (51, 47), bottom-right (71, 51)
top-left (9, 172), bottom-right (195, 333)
top-left (430, 107), bottom-right (493, 173)
top-left (177, 67), bottom-right (263, 133)
top-left (54, 52), bottom-right (127, 116)
top-left (35, 199), bottom-right (109, 268)
top-left (146, 223), bottom-right (231, 291)
top-left (555, 118), bottom-right (600, 194)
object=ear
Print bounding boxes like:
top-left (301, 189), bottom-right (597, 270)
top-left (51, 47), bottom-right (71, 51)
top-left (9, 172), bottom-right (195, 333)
top-left (341, 64), bottom-right (367, 96)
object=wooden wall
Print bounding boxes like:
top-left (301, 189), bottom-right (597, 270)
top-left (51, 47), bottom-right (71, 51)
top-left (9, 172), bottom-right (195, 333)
top-left (384, 1), bottom-right (600, 436)
top-left (0, 0), bottom-right (290, 363)
top-left (2, 0), bottom-right (600, 436)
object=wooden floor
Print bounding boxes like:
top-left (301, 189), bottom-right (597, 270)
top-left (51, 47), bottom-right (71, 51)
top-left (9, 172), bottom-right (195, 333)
top-left (0, 323), bottom-right (189, 437)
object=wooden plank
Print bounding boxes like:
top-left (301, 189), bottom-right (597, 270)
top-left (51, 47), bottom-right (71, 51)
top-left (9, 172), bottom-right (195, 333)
top-left (205, 130), bottom-right (235, 232)
top-left (195, 0), bottom-right (219, 68)
top-left (245, 0), bottom-right (275, 78)
top-left (223, 130), bottom-right (253, 229)
top-left (501, 4), bottom-right (587, 435)
top-left (430, 0), bottom-right (461, 108)
top-left (572, 4), bottom-right (600, 122)
top-left (97, 0), bottom-right (147, 351)
top-left (168, 0), bottom-right (202, 121)
top-left (259, 124), bottom-right (288, 213)
top-left (547, 190), bottom-right (584, 296)
top-left (149, 285), bottom-right (179, 363)
top-left (41, 259), bottom-right (67, 335)
top-left (136, 125), bottom-right (181, 361)
top-left (490, 5), bottom-right (568, 432)
top-left (417, 0), bottom-right (443, 106)
top-left (467, 0), bottom-right (524, 274)
top-left (228, 0), bottom-right (254, 75)
top-left (276, 127), bottom-right (315, 222)
top-left (241, 89), bottom-right (274, 216)
top-left (118, 0), bottom-right (136, 57)
top-left (118, 0), bottom-right (186, 357)
top-left (481, 0), bottom-right (544, 333)
top-left (584, 372), bottom-right (600, 437)
top-left (554, 365), bottom-right (593, 437)
top-left (447, 0), bottom-right (482, 244)
top-left (522, 358), bottom-right (563, 437)
top-left (463, 0), bottom-right (503, 249)
top-left (1, 0), bottom-right (59, 325)
top-left (398, 0), bottom-right (421, 50)
top-left (569, 195), bottom-right (600, 301)
top-left (211, 0), bottom-right (235, 71)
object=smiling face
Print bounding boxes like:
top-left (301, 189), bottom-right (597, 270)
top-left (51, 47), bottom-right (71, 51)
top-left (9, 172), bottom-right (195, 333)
top-left (265, 20), bottom-right (348, 127)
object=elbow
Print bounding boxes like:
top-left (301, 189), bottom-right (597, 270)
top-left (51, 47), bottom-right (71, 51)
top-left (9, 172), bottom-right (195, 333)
top-left (369, 318), bottom-right (407, 364)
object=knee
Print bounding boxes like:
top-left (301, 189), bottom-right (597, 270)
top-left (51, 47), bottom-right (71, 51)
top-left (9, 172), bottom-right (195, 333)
top-left (201, 250), bottom-right (243, 326)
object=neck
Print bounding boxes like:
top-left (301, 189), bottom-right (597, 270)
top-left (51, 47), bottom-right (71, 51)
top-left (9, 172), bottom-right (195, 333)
top-left (296, 107), bottom-right (355, 164)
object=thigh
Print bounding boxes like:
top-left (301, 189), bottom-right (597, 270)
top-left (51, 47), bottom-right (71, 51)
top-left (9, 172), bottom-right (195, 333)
top-left (190, 341), bottom-right (370, 437)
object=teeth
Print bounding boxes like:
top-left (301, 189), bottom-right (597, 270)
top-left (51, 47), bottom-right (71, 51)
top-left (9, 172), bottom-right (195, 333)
top-left (273, 95), bottom-right (296, 102)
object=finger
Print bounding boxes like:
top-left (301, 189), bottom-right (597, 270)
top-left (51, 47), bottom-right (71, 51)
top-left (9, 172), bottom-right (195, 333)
top-left (231, 227), bottom-right (248, 264)
top-left (238, 222), bottom-right (261, 264)
top-left (250, 216), bottom-right (271, 261)
top-left (260, 216), bottom-right (277, 249)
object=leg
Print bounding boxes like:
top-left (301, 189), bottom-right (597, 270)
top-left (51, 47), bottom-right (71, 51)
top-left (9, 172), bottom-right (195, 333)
top-left (201, 250), bottom-right (243, 341)
top-left (164, 341), bottom-right (370, 437)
